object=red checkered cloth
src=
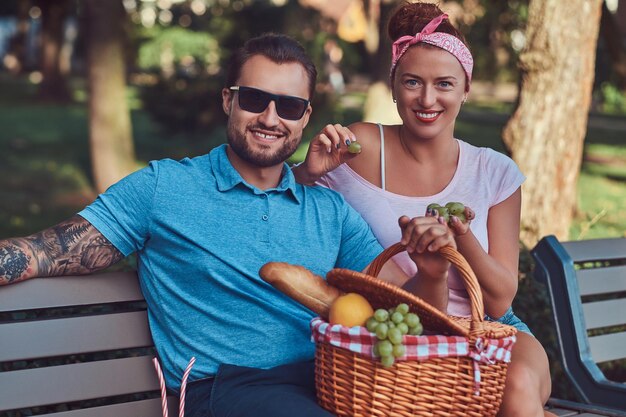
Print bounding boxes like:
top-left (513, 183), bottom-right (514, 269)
top-left (310, 317), bottom-right (516, 395)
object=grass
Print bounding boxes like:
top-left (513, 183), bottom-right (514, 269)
top-left (1, 74), bottom-right (625, 241)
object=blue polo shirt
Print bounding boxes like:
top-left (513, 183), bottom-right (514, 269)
top-left (79, 144), bottom-right (382, 390)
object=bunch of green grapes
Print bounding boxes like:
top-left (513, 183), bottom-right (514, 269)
top-left (365, 302), bottom-right (423, 367)
top-left (427, 201), bottom-right (466, 224)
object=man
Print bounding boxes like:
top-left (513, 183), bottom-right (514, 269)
top-left (0, 34), bottom-right (455, 416)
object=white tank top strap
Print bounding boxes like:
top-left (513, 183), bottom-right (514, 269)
top-left (378, 123), bottom-right (386, 190)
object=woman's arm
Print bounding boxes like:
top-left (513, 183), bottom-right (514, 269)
top-left (454, 189), bottom-right (521, 318)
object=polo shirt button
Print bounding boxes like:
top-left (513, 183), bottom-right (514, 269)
top-left (262, 214), bottom-right (268, 221)
top-left (260, 194), bottom-right (267, 199)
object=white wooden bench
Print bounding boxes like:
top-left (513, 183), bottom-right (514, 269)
top-left (532, 236), bottom-right (626, 417)
top-left (0, 271), bottom-right (177, 417)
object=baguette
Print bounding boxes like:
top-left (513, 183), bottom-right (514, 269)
top-left (259, 262), bottom-right (341, 319)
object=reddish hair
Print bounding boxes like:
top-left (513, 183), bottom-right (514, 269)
top-left (387, 1), bottom-right (467, 44)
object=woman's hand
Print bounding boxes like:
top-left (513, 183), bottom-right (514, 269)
top-left (427, 206), bottom-right (475, 236)
top-left (398, 214), bottom-right (456, 279)
top-left (292, 124), bottom-right (360, 185)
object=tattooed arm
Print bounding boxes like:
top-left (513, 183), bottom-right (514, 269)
top-left (0, 215), bottom-right (124, 285)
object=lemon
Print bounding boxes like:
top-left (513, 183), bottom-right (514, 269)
top-left (328, 293), bottom-right (374, 327)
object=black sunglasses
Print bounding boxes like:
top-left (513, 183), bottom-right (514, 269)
top-left (229, 86), bottom-right (309, 121)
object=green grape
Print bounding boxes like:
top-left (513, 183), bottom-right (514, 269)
top-left (381, 355), bottom-right (395, 368)
top-left (377, 340), bottom-right (393, 357)
top-left (374, 309), bottom-right (389, 322)
top-left (434, 206), bottom-right (450, 223)
top-left (346, 141), bottom-right (362, 154)
top-left (404, 313), bottom-right (420, 328)
top-left (408, 322), bottom-right (424, 336)
top-left (375, 323), bottom-right (389, 340)
top-left (445, 202), bottom-right (468, 224)
top-left (396, 303), bottom-right (409, 315)
top-left (373, 304), bottom-right (424, 367)
top-left (366, 317), bottom-right (379, 333)
top-left (445, 202), bottom-right (465, 216)
top-left (396, 322), bottom-right (409, 335)
top-left (391, 311), bottom-right (404, 324)
top-left (388, 327), bottom-right (403, 345)
top-left (392, 344), bottom-right (406, 358)
top-left (426, 203), bottom-right (441, 212)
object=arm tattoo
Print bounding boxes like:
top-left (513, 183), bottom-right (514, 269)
top-left (0, 215), bottom-right (124, 284)
top-left (0, 243), bottom-right (31, 283)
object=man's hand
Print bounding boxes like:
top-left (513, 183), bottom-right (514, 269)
top-left (292, 124), bottom-right (360, 185)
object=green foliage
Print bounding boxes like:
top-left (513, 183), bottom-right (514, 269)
top-left (138, 74), bottom-right (226, 132)
top-left (137, 26), bottom-right (220, 71)
top-left (595, 82), bottom-right (626, 115)
top-left (133, 26), bottom-right (224, 131)
top-left (461, 0), bottom-right (529, 82)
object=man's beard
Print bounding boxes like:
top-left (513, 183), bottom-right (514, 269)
top-left (227, 122), bottom-right (301, 168)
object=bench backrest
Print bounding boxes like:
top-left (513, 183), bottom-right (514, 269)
top-left (532, 236), bottom-right (626, 411)
top-left (0, 272), bottom-right (177, 417)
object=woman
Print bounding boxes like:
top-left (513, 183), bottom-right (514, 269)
top-left (293, 2), bottom-right (554, 416)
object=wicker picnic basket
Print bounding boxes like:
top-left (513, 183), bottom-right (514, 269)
top-left (313, 243), bottom-right (517, 417)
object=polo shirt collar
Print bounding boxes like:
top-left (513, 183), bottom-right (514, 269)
top-left (210, 144), bottom-right (301, 203)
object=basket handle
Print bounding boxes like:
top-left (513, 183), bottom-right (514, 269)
top-left (366, 243), bottom-right (485, 334)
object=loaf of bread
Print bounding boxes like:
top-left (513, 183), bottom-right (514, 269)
top-left (259, 262), bottom-right (341, 319)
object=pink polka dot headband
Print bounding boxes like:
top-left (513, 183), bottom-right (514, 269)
top-left (390, 13), bottom-right (473, 82)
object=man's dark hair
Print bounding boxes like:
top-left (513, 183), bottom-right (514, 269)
top-left (225, 33), bottom-right (317, 100)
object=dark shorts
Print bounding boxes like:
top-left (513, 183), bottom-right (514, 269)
top-left (485, 306), bottom-right (533, 336)
top-left (185, 360), bottom-right (334, 417)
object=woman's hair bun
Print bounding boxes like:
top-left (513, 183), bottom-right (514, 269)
top-left (387, 1), bottom-right (466, 44)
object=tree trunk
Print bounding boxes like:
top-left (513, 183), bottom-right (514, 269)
top-left (502, 0), bottom-right (603, 247)
top-left (6, 0), bottom-right (32, 74)
top-left (362, 0), bottom-right (401, 124)
top-left (38, 0), bottom-right (71, 101)
top-left (84, 0), bottom-right (136, 194)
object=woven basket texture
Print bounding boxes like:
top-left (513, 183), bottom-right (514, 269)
top-left (315, 243), bottom-right (517, 417)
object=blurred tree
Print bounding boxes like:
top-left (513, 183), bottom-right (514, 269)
top-left (300, 0), bottom-right (399, 122)
top-left (83, 0), bottom-right (136, 193)
top-left (136, 25), bottom-right (223, 132)
top-left (461, 0), bottom-right (529, 83)
top-left (5, 0), bottom-right (31, 74)
top-left (600, 1), bottom-right (626, 89)
top-left (502, 0), bottom-right (603, 247)
top-left (37, 0), bottom-right (71, 101)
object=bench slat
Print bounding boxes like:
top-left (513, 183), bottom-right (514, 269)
top-left (549, 409), bottom-right (581, 416)
top-left (588, 332), bottom-right (626, 363)
top-left (0, 311), bottom-right (153, 361)
top-left (28, 397), bottom-right (179, 417)
top-left (562, 238), bottom-right (626, 263)
top-left (0, 272), bottom-right (143, 312)
top-left (0, 356), bottom-right (159, 411)
top-left (582, 299), bottom-right (626, 330)
top-left (577, 266), bottom-right (626, 296)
